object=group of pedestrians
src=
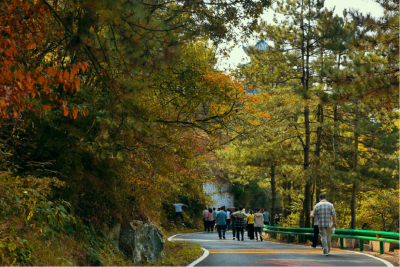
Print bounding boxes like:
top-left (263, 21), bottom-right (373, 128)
top-left (202, 206), bottom-right (273, 241)
top-left (174, 195), bottom-right (336, 256)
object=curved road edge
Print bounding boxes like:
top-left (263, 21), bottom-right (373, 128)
top-left (168, 234), bottom-right (210, 267)
top-left (338, 249), bottom-right (394, 267)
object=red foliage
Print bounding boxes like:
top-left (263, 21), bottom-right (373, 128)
top-left (0, 0), bottom-right (88, 119)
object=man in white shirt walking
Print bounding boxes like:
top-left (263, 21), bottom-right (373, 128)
top-left (313, 194), bottom-right (337, 256)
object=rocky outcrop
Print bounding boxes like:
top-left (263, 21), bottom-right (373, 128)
top-left (118, 220), bottom-right (164, 265)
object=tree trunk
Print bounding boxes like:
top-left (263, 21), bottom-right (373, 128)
top-left (304, 105), bottom-right (311, 228)
top-left (303, 4), bottom-right (312, 228)
top-left (333, 104), bottom-right (339, 170)
top-left (315, 103), bottom-right (323, 204)
top-left (270, 163), bottom-right (276, 226)
top-left (333, 55), bottom-right (341, 171)
top-left (351, 107), bottom-right (359, 229)
top-left (300, 200), bottom-right (305, 227)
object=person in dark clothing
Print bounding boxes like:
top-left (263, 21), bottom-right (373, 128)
top-left (310, 209), bottom-right (319, 248)
top-left (274, 214), bottom-right (280, 225)
top-left (231, 208), bottom-right (237, 240)
top-left (232, 206), bottom-right (247, 241)
top-left (263, 208), bottom-right (270, 226)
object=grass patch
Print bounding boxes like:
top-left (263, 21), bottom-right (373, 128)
top-left (142, 240), bottom-right (203, 266)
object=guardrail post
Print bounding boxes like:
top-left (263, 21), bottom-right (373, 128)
top-left (340, 238), bottom-right (344, 249)
top-left (359, 240), bottom-right (363, 251)
top-left (274, 232), bottom-right (277, 239)
top-left (379, 242), bottom-right (384, 254)
top-left (288, 234), bottom-right (291, 243)
top-left (298, 235), bottom-right (302, 243)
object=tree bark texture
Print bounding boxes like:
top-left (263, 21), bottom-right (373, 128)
top-left (351, 108), bottom-right (359, 229)
top-left (333, 104), bottom-right (339, 170)
top-left (270, 163), bottom-right (276, 226)
top-left (304, 105), bottom-right (311, 228)
top-left (315, 103), bottom-right (323, 204)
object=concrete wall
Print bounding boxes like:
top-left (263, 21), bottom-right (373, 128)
top-left (370, 241), bottom-right (400, 253)
top-left (203, 182), bottom-right (235, 208)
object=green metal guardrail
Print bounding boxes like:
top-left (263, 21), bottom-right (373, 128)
top-left (263, 226), bottom-right (400, 254)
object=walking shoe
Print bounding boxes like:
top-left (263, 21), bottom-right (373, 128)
top-left (233, 237), bottom-right (235, 240)
top-left (325, 253), bottom-right (329, 256)
top-left (311, 245), bottom-right (317, 249)
top-left (260, 238), bottom-right (263, 241)
top-left (219, 237), bottom-right (222, 239)
top-left (223, 236), bottom-right (225, 239)
top-left (256, 237), bottom-right (258, 241)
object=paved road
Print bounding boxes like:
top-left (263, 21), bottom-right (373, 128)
top-left (170, 232), bottom-right (397, 266)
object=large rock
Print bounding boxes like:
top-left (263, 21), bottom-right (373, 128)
top-left (118, 220), bottom-right (164, 264)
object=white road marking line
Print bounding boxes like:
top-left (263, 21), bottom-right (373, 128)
top-left (169, 234), bottom-right (210, 267)
top-left (167, 234), bottom-right (178, 241)
top-left (339, 249), bottom-right (394, 267)
top-left (187, 247), bottom-right (210, 267)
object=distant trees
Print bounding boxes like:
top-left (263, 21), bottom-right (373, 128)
top-left (217, 0), bottom-right (399, 231)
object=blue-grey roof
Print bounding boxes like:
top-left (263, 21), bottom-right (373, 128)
top-left (242, 40), bottom-right (270, 56)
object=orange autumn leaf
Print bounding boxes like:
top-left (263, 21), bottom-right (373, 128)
top-left (43, 104), bottom-right (51, 113)
top-left (62, 108), bottom-right (69, 117)
top-left (72, 107), bottom-right (78, 119)
top-left (45, 67), bottom-right (57, 78)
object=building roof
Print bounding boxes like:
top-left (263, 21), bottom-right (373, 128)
top-left (242, 40), bottom-right (270, 56)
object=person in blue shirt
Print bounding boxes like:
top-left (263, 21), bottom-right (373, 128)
top-left (215, 206), bottom-right (227, 239)
top-left (172, 203), bottom-right (187, 225)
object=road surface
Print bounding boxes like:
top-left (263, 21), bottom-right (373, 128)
top-left (170, 232), bottom-right (397, 266)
